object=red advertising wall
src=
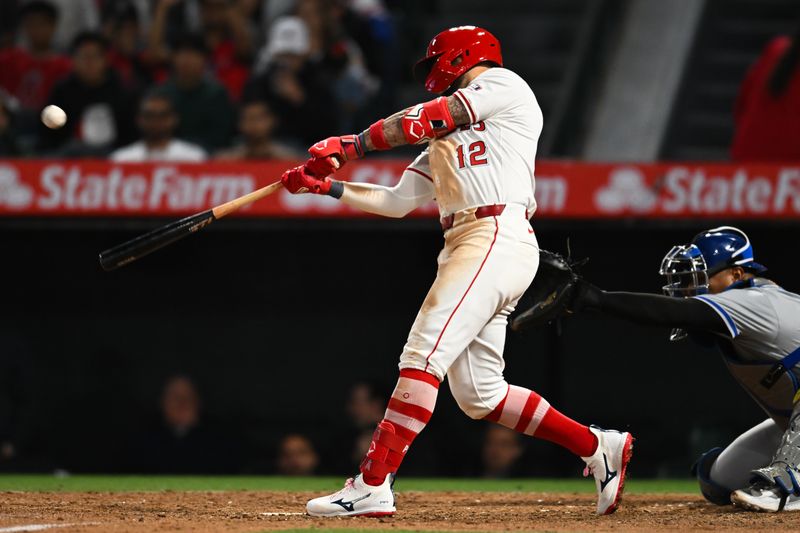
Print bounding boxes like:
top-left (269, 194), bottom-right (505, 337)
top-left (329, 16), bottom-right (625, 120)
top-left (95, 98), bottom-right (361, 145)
top-left (1, 159), bottom-right (799, 218)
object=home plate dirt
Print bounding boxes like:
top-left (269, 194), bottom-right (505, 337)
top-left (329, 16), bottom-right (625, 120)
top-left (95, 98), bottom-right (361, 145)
top-left (3, 491), bottom-right (800, 532)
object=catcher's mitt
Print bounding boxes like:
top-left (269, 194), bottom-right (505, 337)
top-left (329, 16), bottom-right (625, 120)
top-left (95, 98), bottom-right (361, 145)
top-left (509, 249), bottom-right (585, 332)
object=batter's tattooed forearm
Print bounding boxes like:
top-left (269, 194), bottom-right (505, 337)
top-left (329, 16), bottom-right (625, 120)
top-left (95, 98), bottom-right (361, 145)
top-left (447, 96), bottom-right (471, 127)
top-left (361, 96), bottom-right (472, 152)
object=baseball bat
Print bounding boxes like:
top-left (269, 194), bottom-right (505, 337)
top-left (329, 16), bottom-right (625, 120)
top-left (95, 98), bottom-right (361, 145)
top-left (98, 180), bottom-right (283, 271)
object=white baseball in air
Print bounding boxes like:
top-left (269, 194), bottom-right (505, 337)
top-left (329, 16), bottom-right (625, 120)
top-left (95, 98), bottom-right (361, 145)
top-left (41, 105), bottom-right (67, 129)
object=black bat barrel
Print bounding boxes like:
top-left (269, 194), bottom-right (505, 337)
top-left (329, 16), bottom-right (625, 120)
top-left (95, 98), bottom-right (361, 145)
top-left (98, 210), bottom-right (216, 271)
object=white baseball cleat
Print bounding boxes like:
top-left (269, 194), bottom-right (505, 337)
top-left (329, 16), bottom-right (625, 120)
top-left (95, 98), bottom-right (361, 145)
top-left (581, 426), bottom-right (634, 515)
top-left (306, 473), bottom-right (395, 517)
top-left (731, 481), bottom-right (800, 512)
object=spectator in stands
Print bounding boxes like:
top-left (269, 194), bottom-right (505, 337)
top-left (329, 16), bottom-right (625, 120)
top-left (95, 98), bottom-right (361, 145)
top-left (244, 16), bottom-right (337, 147)
top-left (481, 425), bottom-right (525, 478)
top-left (101, 0), bottom-right (153, 31)
top-left (105, 4), bottom-right (154, 92)
top-left (337, 381), bottom-right (389, 471)
top-left (215, 100), bottom-right (301, 160)
top-left (731, 25), bottom-right (800, 161)
top-left (295, 0), bottom-right (378, 131)
top-left (337, 0), bottom-right (396, 119)
top-left (275, 433), bottom-right (320, 476)
top-left (111, 91), bottom-right (206, 162)
top-left (346, 381), bottom-right (387, 431)
top-left (0, 2), bottom-right (72, 113)
top-left (197, 0), bottom-right (255, 100)
top-left (0, 94), bottom-right (21, 157)
top-left (236, 0), bottom-right (268, 45)
top-left (40, 31), bottom-right (138, 156)
top-left (148, 0), bottom-right (254, 101)
top-left (157, 33), bottom-right (235, 152)
top-left (0, 335), bottom-right (27, 471)
top-left (48, 0), bottom-right (100, 51)
top-left (134, 375), bottom-right (231, 474)
top-left (0, 0), bottom-right (18, 49)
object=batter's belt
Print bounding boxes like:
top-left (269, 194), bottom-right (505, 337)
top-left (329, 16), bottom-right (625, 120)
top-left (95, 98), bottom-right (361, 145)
top-left (440, 203), bottom-right (530, 231)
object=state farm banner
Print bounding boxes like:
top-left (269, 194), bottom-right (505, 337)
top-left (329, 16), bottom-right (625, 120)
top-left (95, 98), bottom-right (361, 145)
top-left (1, 159), bottom-right (799, 218)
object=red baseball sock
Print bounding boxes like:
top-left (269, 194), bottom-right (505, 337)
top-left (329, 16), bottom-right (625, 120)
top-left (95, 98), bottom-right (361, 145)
top-left (360, 369), bottom-right (440, 486)
top-left (483, 384), bottom-right (598, 457)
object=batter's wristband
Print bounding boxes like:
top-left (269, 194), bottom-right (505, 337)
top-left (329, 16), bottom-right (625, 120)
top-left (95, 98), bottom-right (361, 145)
top-left (368, 119), bottom-right (391, 151)
top-left (327, 180), bottom-right (344, 199)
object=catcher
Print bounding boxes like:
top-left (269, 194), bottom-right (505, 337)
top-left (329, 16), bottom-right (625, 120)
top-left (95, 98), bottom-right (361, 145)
top-left (513, 226), bottom-right (800, 512)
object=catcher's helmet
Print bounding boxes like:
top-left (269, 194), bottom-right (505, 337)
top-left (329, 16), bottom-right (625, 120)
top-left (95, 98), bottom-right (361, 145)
top-left (690, 226), bottom-right (766, 276)
top-left (660, 226), bottom-right (767, 299)
top-left (413, 25), bottom-right (502, 94)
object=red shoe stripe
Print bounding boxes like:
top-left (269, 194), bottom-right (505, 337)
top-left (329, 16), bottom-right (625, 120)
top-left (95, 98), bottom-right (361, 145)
top-left (604, 433), bottom-right (635, 515)
top-left (424, 217), bottom-right (500, 373)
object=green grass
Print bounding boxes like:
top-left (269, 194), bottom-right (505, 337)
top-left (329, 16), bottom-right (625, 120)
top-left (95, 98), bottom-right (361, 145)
top-left (0, 475), bottom-right (697, 494)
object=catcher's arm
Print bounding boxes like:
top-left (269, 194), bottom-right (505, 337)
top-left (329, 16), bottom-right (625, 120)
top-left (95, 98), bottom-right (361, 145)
top-left (576, 287), bottom-right (729, 334)
top-left (510, 250), bottom-right (728, 334)
top-left (512, 279), bottom-right (728, 334)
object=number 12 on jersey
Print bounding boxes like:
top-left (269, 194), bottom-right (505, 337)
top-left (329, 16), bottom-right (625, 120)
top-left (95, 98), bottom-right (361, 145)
top-left (456, 141), bottom-right (488, 169)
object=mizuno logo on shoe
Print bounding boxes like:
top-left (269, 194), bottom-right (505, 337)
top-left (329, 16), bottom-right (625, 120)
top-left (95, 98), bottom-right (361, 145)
top-left (599, 453), bottom-right (618, 492)
top-left (331, 493), bottom-right (371, 512)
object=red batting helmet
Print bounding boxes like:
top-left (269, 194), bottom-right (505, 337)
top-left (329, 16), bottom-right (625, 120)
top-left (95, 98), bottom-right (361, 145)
top-left (414, 26), bottom-right (503, 94)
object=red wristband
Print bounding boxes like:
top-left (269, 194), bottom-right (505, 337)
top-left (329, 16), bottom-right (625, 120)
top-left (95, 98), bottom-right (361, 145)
top-left (368, 119), bottom-right (391, 151)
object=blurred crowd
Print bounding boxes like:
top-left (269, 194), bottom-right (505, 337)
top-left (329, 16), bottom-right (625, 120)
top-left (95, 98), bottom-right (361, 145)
top-left (0, 372), bottom-right (532, 477)
top-left (1, 1), bottom-right (799, 163)
top-left (0, 0), bottom-right (402, 160)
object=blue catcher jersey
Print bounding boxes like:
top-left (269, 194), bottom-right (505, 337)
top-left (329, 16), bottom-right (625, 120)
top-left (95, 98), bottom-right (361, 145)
top-left (694, 279), bottom-right (800, 428)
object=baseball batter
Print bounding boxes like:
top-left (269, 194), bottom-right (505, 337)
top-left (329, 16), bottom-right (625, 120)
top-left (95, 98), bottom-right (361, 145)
top-left (280, 26), bottom-right (634, 517)
top-left (527, 226), bottom-right (800, 512)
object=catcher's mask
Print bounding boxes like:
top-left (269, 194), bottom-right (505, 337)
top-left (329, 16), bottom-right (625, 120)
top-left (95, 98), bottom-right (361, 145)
top-left (659, 244), bottom-right (708, 342)
top-left (660, 244), bottom-right (709, 299)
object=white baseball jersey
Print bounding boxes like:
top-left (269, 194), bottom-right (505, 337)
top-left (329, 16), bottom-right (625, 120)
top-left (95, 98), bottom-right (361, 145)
top-left (408, 67), bottom-right (543, 217)
top-left (338, 66), bottom-right (543, 419)
top-left (393, 68), bottom-right (543, 415)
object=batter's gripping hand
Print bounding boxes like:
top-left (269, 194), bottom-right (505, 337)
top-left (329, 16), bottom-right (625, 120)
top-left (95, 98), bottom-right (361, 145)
top-left (281, 163), bottom-right (333, 195)
top-left (308, 135), bottom-right (364, 173)
top-left (509, 249), bottom-right (586, 331)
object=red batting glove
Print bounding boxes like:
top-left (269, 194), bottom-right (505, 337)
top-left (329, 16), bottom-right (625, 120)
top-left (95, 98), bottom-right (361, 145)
top-left (308, 134), bottom-right (365, 170)
top-left (281, 164), bottom-right (332, 195)
top-left (305, 155), bottom-right (339, 178)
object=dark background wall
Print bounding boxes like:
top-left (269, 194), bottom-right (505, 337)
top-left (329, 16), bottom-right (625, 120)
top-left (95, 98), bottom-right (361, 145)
top-left (1, 219), bottom-right (795, 477)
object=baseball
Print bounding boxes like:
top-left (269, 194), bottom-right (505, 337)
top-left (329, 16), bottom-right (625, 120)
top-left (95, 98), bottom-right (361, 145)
top-left (41, 105), bottom-right (67, 129)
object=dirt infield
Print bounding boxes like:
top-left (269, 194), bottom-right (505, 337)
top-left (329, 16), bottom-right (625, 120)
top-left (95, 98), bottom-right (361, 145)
top-left (2, 490), bottom-right (800, 532)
